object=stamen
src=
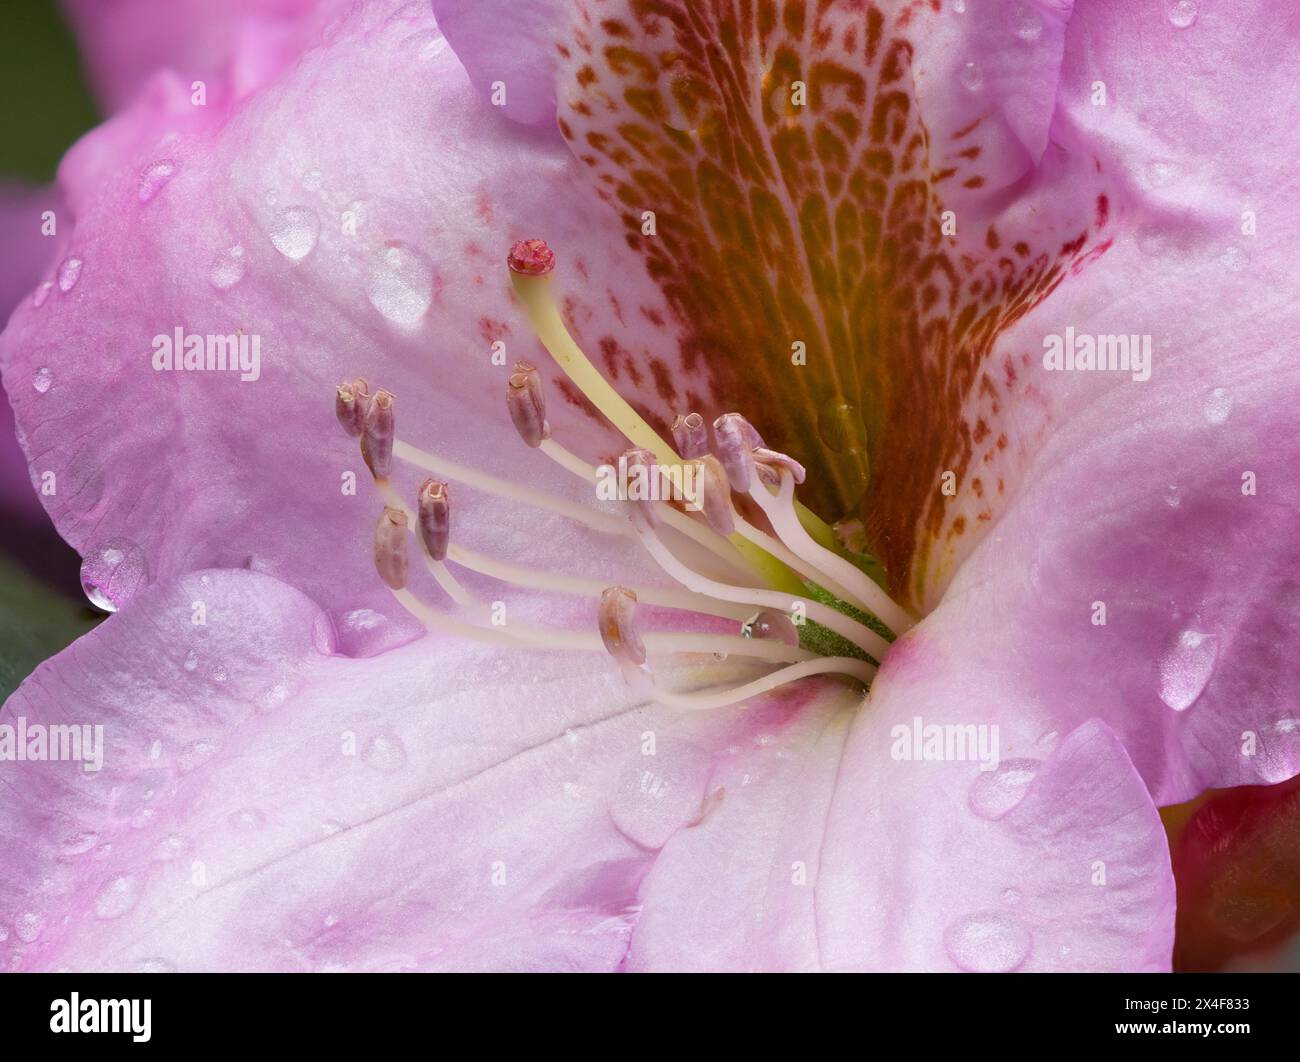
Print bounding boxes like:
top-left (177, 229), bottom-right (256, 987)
top-left (647, 656), bottom-right (876, 712)
top-left (393, 439), bottom-right (630, 538)
top-left (693, 455), bottom-right (735, 536)
top-left (598, 586), bottom-right (647, 671)
top-left (335, 378), bottom-right (370, 438)
top-left (672, 412), bottom-right (709, 459)
top-left (637, 527), bottom-right (891, 660)
top-left (753, 447), bottom-right (807, 488)
top-left (506, 360), bottom-right (550, 448)
top-left (417, 479), bottom-right (450, 561)
top-left (446, 542), bottom-right (753, 621)
top-left (712, 412), bottom-right (763, 492)
top-left (361, 389), bottom-right (395, 480)
top-left (374, 506), bottom-right (409, 589)
top-left (619, 447), bottom-right (661, 531)
top-left (373, 470), bottom-right (475, 607)
top-left (750, 469), bottom-right (915, 636)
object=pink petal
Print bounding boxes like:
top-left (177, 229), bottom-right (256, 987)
top-left (0, 3), bottom-right (702, 653)
top-left (0, 569), bottom-right (1172, 971)
top-left (60, 0), bottom-right (340, 112)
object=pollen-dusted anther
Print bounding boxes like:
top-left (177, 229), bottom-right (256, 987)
top-left (620, 447), bottom-right (661, 531)
top-left (598, 586), bottom-right (646, 669)
top-left (417, 479), bottom-right (450, 561)
top-left (361, 388), bottom-right (395, 480)
top-left (692, 455), bottom-right (735, 536)
top-left (742, 609), bottom-right (800, 648)
top-left (373, 506), bottom-right (409, 590)
top-left (672, 412), bottom-right (709, 459)
top-left (335, 377), bottom-right (370, 438)
top-left (753, 447), bottom-right (807, 488)
top-left (507, 238), bottom-right (556, 277)
top-left (712, 413), bottom-right (764, 493)
top-left (507, 360), bottom-right (550, 447)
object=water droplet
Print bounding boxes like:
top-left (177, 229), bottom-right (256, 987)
top-left (1168, 0), bottom-right (1197, 28)
top-left (1009, 4), bottom-right (1043, 41)
top-left (959, 61), bottom-right (984, 92)
top-left (258, 684), bottom-right (289, 712)
top-left (1158, 628), bottom-right (1217, 711)
top-left (57, 255), bottom-right (83, 292)
top-left (741, 609), bottom-right (800, 647)
top-left (658, 59), bottom-right (704, 133)
top-left (268, 206), bottom-right (320, 260)
top-left (95, 875), bottom-right (140, 919)
top-left (301, 168), bottom-right (323, 192)
top-left (609, 746), bottom-right (712, 849)
top-left (32, 281), bottom-right (53, 308)
top-left (1164, 483), bottom-right (1182, 509)
top-left (183, 650), bottom-right (199, 672)
top-left (366, 243), bottom-right (434, 326)
top-left (209, 244), bottom-right (246, 291)
top-left (137, 159), bottom-right (177, 203)
top-left (210, 665), bottom-right (228, 683)
top-left (945, 912), bottom-right (1031, 972)
top-left (31, 366), bottom-right (53, 393)
top-left (342, 608), bottom-right (385, 631)
top-left (148, 739), bottom-right (163, 761)
top-left (79, 541), bottom-right (148, 613)
top-left (969, 758), bottom-right (1041, 820)
top-left (953, 0), bottom-right (966, 12)
top-left (14, 912), bottom-right (44, 942)
top-left (363, 733), bottom-right (407, 772)
top-left (1002, 887), bottom-right (1022, 906)
top-left (1203, 387), bottom-right (1233, 424)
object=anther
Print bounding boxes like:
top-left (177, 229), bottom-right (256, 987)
top-left (753, 447), bottom-right (807, 488)
top-left (620, 448), bottom-right (661, 530)
top-left (672, 412), bottom-right (709, 459)
top-left (743, 609), bottom-right (800, 647)
top-left (361, 388), bottom-right (395, 480)
top-left (598, 586), bottom-right (647, 670)
top-left (712, 413), bottom-right (764, 492)
top-left (507, 238), bottom-right (557, 277)
top-left (507, 361), bottom-right (550, 447)
top-left (417, 479), bottom-right (450, 561)
top-left (374, 506), bottom-right (409, 589)
top-left (693, 455), bottom-right (735, 536)
top-left (335, 378), bottom-right (370, 438)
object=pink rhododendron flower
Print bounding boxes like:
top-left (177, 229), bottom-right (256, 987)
top-left (0, 0), bottom-right (1297, 972)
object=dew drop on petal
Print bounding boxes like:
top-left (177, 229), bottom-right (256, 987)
top-left (959, 60), bottom-right (984, 92)
top-left (1203, 387), bottom-right (1233, 424)
top-left (969, 758), bottom-right (1041, 820)
top-left (363, 733), bottom-right (407, 772)
top-left (953, 0), bottom-right (966, 12)
top-left (1164, 483), bottom-right (1182, 508)
top-left (183, 650), bottom-right (199, 672)
top-left (945, 912), bottom-right (1031, 972)
top-left (209, 244), bottom-right (246, 291)
top-left (32, 281), bottom-right (53, 308)
top-left (57, 255), bottom-right (82, 292)
top-left (137, 160), bottom-right (177, 204)
top-left (268, 206), bottom-right (320, 260)
top-left (80, 541), bottom-right (148, 613)
top-left (609, 748), bottom-right (712, 849)
top-left (366, 243), bottom-right (434, 325)
top-left (14, 911), bottom-right (44, 943)
top-left (1168, 0), bottom-right (1197, 28)
top-left (95, 875), bottom-right (140, 919)
top-left (31, 367), bottom-right (53, 393)
top-left (1158, 628), bottom-right (1217, 711)
top-left (1009, 3), bottom-right (1043, 41)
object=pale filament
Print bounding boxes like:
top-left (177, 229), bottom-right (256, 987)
top-left (537, 437), bottom-right (754, 581)
top-left (748, 471), bottom-right (916, 636)
top-left (389, 588), bottom-right (811, 665)
top-left (637, 529), bottom-right (892, 661)
top-left (447, 543), bottom-right (753, 621)
top-left (647, 657), bottom-right (876, 711)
